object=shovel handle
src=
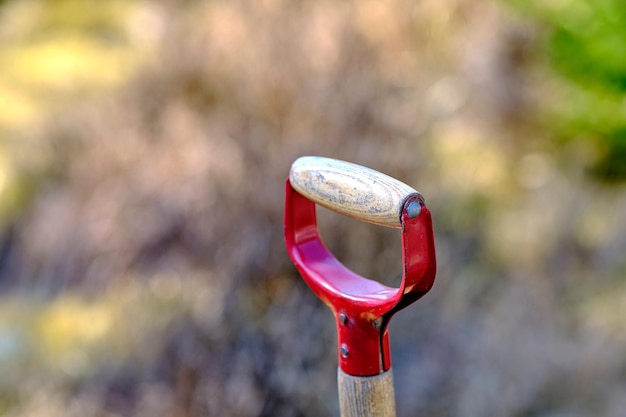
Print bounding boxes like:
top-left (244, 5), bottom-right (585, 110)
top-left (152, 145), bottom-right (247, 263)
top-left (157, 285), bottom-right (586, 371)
top-left (289, 156), bottom-right (421, 228)
top-left (338, 368), bottom-right (396, 417)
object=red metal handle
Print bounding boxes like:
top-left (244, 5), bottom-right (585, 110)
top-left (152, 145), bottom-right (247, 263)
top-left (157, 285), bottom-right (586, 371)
top-left (284, 178), bottom-right (436, 377)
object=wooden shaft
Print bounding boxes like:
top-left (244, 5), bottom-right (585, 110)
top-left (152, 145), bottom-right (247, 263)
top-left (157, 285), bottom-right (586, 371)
top-left (289, 156), bottom-right (420, 228)
top-left (338, 368), bottom-right (396, 417)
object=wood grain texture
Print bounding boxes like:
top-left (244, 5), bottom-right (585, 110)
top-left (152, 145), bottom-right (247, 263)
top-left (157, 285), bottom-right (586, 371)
top-left (338, 368), bottom-right (396, 417)
top-left (289, 156), bottom-right (420, 228)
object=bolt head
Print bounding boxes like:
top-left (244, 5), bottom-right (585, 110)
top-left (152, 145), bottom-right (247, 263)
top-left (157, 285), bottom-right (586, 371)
top-left (340, 344), bottom-right (349, 358)
top-left (407, 201), bottom-right (421, 219)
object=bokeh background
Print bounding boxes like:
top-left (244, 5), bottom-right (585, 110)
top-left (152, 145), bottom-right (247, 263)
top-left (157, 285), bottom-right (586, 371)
top-left (1, 0), bottom-right (626, 416)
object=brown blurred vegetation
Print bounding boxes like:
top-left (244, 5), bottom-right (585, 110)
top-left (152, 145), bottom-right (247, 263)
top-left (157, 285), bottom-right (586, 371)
top-left (0, 0), bottom-right (625, 416)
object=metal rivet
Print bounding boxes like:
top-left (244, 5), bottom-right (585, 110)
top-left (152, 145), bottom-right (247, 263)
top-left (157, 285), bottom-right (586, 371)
top-left (372, 317), bottom-right (383, 330)
top-left (407, 201), bottom-right (421, 219)
top-left (339, 312), bottom-right (348, 325)
top-left (340, 344), bottom-right (349, 358)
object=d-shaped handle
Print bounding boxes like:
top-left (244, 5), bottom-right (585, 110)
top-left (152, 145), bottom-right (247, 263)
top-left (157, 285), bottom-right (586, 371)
top-left (285, 157), bottom-right (437, 417)
top-left (284, 156), bottom-right (436, 377)
top-left (289, 156), bottom-right (422, 228)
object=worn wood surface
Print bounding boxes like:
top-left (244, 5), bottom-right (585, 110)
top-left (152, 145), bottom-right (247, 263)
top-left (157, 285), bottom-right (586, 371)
top-left (289, 156), bottom-right (419, 228)
top-left (338, 368), bottom-right (396, 417)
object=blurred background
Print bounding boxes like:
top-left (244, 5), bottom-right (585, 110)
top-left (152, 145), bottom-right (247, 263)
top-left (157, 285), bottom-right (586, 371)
top-left (0, 0), bottom-right (625, 416)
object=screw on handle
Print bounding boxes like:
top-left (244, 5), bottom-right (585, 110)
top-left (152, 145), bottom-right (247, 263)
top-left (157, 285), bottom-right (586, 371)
top-left (289, 156), bottom-right (423, 228)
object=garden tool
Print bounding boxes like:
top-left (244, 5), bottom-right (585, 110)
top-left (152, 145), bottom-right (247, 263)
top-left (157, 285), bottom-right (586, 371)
top-left (284, 156), bottom-right (437, 417)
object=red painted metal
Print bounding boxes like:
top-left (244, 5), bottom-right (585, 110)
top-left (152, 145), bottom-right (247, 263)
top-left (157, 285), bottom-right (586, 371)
top-left (284, 179), bottom-right (436, 377)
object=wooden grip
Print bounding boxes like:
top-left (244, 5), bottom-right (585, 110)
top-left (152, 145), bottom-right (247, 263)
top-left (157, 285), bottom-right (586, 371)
top-left (289, 156), bottom-right (420, 228)
top-left (338, 368), bottom-right (396, 417)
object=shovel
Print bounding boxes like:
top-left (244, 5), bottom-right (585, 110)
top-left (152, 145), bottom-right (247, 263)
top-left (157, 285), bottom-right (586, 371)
top-left (284, 156), bottom-right (437, 417)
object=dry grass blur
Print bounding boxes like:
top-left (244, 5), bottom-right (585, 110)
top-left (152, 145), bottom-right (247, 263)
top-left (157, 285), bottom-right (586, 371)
top-left (0, 0), bottom-right (625, 416)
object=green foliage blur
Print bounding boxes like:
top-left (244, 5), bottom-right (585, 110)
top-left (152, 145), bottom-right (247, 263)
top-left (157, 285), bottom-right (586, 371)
top-left (508, 0), bottom-right (626, 181)
top-left (0, 0), bottom-right (149, 226)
